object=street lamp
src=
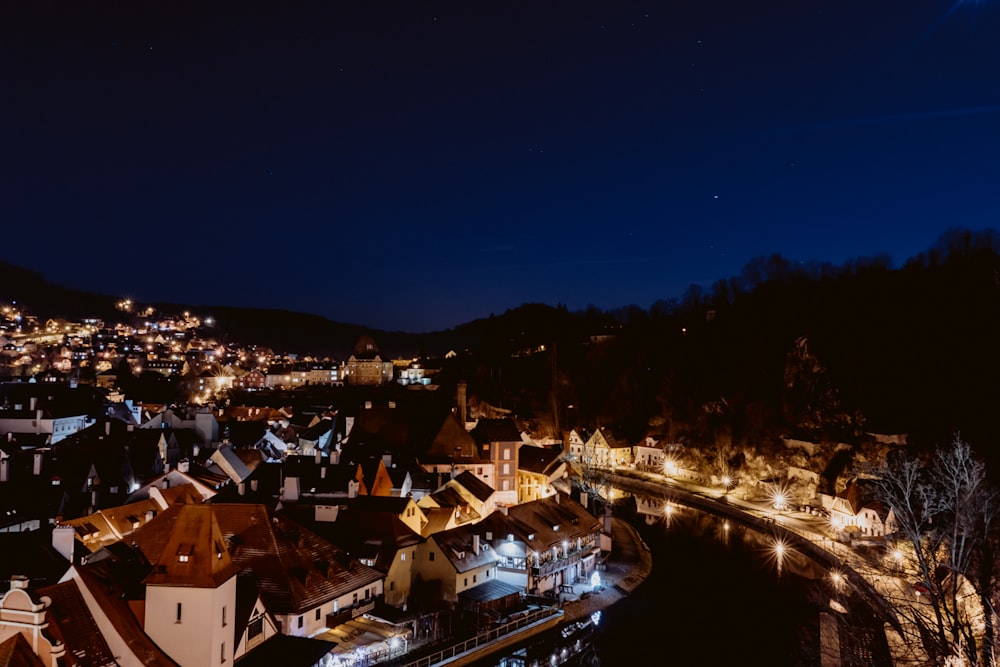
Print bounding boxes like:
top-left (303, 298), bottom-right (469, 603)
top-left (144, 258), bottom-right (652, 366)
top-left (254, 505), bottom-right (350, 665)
top-left (829, 569), bottom-right (845, 593)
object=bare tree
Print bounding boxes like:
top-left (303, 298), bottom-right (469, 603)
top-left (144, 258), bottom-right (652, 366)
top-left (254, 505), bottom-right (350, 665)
top-left (873, 436), bottom-right (998, 665)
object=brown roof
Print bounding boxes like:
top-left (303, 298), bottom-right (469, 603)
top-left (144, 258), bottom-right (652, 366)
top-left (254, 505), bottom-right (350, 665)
top-left (451, 471), bottom-right (494, 503)
top-left (503, 493), bottom-right (601, 551)
top-left (516, 445), bottom-right (564, 476)
top-left (72, 563), bottom-right (180, 666)
top-left (131, 504), bottom-right (383, 615)
top-left (143, 504), bottom-right (240, 588)
top-left (0, 634), bottom-right (45, 667)
top-left (36, 579), bottom-right (117, 667)
top-left (422, 413), bottom-right (481, 463)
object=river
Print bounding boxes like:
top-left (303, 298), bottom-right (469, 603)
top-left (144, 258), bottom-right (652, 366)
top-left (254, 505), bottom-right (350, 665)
top-left (469, 493), bottom-right (892, 667)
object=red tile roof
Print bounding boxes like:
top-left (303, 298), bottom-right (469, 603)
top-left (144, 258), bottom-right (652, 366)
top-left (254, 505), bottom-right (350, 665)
top-left (131, 504), bottom-right (383, 615)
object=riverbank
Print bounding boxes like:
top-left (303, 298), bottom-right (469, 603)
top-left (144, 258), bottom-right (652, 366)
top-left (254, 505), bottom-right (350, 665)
top-left (560, 517), bottom-right (653, 622)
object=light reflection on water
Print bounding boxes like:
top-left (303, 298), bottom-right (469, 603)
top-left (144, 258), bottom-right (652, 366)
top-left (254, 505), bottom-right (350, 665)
top-left (470, 495), bottom-right (825, 667)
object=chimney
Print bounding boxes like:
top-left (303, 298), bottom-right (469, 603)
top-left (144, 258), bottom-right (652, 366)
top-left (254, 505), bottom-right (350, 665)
top-left (177, 460), bottom-right (190, 474)
top-left (250, 479), bottom-right (259, 492)
top-left (320, 466), bottom-right (327, 479)
top-left (456, 381), bottom-right (467, 424)
top-left (105, 421), bottom-right (111, 436)
top-left (473, 534), bottom-right (480, 555)
top-left (30, 396), bottom-right (37, 411)
top-left (10, 575), bottom-right (29, 590)
top-left (52, 525), bottom-right (75, 563)
top-left (330, 449), bottom-right (341, 464)
top-left (238, 482), bottom-right (246, 496)
top-left (554, 493), bottom-right (560, 504)
top-left (127, 424), bottom-right (134, 432)
top-left (579, 491), bottom-right (588, 509)
top-left (33, 451), bottom-right (43, 476)
top-left (315, 450), bottom-right (322, 465)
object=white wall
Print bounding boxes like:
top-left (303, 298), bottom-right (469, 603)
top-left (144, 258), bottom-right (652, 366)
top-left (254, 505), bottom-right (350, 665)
top-left (145, 577), bottom-right (236, 667)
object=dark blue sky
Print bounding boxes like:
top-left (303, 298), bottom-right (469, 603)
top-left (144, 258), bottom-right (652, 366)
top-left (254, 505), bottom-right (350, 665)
top-left (4, 1), bottom-right (1000, 332)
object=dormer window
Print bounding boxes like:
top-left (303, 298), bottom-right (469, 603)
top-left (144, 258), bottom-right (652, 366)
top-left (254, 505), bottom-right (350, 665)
top-left (177, 543), bottom-right (194, 563)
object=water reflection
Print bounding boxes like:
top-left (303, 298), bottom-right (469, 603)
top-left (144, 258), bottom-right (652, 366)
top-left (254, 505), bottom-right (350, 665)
top-left (471, 491), bottom-right (828, 667)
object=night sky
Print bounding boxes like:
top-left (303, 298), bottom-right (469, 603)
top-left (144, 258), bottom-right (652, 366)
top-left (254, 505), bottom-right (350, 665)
top-left (4, 1), bottom-right (1000, 332)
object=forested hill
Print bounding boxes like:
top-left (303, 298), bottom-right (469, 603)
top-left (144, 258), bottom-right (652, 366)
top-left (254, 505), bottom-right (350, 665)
top-left (518, 228), bottom-right (1000, 460)
top-left (3, 228), bottom-right (1000, 456)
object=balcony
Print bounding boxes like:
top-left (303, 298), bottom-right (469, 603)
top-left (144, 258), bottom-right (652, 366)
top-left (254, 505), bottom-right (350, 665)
top-left (327, 600), bottom-right (376, 628)
top-left (529, 544), bottom-right (599, 578)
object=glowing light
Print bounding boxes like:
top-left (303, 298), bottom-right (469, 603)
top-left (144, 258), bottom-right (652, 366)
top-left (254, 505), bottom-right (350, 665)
top-left (769, 537), bottom-right (788, 574)
top-left (664, 458), bottom-right (678, 475)
top-left (721, 475), bottom-right (731, 488)
top-left (590, 571), bottom-right (601, 589)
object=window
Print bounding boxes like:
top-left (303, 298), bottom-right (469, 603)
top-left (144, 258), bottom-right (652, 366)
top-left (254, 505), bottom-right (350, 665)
top-left (220, 642), bottom-right (226, 663)
top-left (222, 606), bottom-right (227, 627)
top-left (390, 581), bottom-right (395, 591)
top-left (473, 574), bottom-right (477, 583)
top-left (315, 608), bottom-right (321, 621)
top-left (297, 616), bottom-right (303, 629)
top-left (176, 603), bottom-right (182, 623)
top-left (400, 552), bottom-right (406, 561)
top-left (248, 617), bottom-right (263, 639)
top-left (502, 464), bottom-right (510, 475)
top-left (464, 578), bottom-right (468, 586)
top-left (429, 552), bottom-right (435, 562)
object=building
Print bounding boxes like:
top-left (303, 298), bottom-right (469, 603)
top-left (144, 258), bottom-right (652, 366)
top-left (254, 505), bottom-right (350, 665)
top-left (343, 336), bottom-right (393, 386)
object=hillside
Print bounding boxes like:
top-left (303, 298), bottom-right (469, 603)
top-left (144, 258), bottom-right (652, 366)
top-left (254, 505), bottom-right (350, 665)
top-left (3, 228), bottom-right (1000, 461)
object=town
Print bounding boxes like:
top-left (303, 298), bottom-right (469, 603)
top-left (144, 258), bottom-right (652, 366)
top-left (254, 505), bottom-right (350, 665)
top-left (0, 285), bottom-right (994, 667)
top-left (0, 299), bottom-right (620, 667)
